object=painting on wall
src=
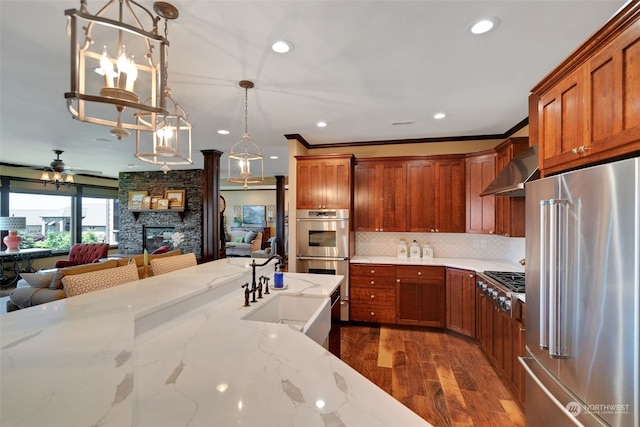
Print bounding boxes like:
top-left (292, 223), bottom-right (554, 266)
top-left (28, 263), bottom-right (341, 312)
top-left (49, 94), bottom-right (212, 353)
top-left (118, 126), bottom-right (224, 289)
top-left (242, 205), bottom-right (266, 225)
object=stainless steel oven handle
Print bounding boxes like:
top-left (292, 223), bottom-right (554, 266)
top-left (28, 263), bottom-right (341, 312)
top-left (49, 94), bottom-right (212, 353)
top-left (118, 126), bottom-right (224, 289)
top-left (296, 256), bottom-right (349, 261)
top-left (296, 218), bottom-right (348, 222)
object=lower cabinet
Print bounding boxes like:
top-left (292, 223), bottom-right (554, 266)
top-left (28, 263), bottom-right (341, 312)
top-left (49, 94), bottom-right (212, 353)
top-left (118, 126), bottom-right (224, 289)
top-left (350, 264), bottom-right (396, 323)
top-left (396, 266), bottom-right (445, 328)
top-left (475, 284), bottom-right (526, 406)
top-left (445, 268), bottom-right (476, 338)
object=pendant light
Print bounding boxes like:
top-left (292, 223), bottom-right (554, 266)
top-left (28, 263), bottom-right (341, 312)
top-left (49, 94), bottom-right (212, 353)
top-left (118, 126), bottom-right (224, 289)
top-left (227, 80), bottom-right (264, 189)
top-left (64, 0), bottom-right (179, 140)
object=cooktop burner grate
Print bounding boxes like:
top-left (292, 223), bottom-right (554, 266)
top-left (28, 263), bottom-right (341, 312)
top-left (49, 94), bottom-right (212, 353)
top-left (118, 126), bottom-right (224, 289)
top-left (483, 271), bottom-right (525, 293)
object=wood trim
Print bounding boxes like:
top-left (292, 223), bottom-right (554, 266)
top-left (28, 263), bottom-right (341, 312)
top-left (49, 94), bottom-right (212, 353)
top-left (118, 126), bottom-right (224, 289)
top-left (532, 0), bottom-right (640, 93)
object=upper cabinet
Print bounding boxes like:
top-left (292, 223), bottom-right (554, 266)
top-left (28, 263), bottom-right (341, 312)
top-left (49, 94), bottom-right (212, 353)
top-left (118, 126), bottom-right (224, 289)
top-left (494, 138), bottom-right (528, 238)
top-left (531, 2), bottom-right (640, 177)
top-left (465, 150), bottom-right (496, 235)
top-left (354, 155), bottom-right (465, 233)
top-left (354, 159), bottom-right (407, 232)
top-left (296, 155), bottom-right (354, 210)
top-left (407, 156), bottom-right (465, 233)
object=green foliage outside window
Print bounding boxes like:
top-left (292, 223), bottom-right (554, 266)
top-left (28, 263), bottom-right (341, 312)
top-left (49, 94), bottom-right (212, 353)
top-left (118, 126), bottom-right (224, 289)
top-left (17, 231), bottom-right (104, 251)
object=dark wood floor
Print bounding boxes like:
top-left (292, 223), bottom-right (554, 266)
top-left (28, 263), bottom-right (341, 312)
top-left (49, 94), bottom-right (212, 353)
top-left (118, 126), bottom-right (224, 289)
top-left (340, 325), bottom-right (525, 427)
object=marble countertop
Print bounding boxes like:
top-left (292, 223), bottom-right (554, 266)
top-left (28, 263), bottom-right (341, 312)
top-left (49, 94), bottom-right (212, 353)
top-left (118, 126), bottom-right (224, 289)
top-left (1, 258), bottom-right (430, 427)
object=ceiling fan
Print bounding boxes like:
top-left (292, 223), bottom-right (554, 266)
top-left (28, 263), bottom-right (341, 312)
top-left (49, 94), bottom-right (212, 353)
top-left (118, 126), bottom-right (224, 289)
top-left (44, 149), bottom-right (102, 176)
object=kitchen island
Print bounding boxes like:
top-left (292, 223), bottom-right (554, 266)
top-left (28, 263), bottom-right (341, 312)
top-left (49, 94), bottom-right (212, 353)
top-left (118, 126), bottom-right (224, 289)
top-left (0, 258), bottom-right (430, 426)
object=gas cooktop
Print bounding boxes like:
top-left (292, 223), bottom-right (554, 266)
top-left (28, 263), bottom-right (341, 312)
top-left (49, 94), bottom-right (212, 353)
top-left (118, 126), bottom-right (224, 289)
top-left (482, 271), bottom-right (525, 293)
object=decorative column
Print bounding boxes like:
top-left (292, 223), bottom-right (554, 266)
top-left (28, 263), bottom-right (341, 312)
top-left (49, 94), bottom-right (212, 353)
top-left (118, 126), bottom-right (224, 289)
top-left (201, 149), bottom-right (223, 262)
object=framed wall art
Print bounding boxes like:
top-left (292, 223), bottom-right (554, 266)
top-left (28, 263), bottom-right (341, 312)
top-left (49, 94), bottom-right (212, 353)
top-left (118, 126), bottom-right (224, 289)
top-left (128, 190), bottom-right (148, 209)
top-left (164, 189), bottom-right (186, 209)
top-left (156, 199), bottom-right (170, 210)
top-left (242, 205), bottom-right (266, 225)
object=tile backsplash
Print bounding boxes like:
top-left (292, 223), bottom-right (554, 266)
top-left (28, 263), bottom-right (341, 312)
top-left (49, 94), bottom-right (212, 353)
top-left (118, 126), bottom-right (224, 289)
top-left (355, 232), bottom-right (525, 263)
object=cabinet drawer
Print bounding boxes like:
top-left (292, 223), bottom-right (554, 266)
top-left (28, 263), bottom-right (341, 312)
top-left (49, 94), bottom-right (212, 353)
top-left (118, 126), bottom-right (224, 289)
top-left (350, 276), bottom-right (396, 290)
top-left (351, 287), bottom-right (395, 306)
top-left (351, 305), bottom-right (396, 324)
top-left (351, 264), bottom-right (395, 278)
top-left (396, 266), bottom-right (445, 280)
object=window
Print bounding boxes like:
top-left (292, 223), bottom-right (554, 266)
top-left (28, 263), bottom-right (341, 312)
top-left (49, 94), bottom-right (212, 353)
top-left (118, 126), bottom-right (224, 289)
top-left (10, 193), bottom-right (73, 251)
top-left (6, 183), bottom-right (119, 252)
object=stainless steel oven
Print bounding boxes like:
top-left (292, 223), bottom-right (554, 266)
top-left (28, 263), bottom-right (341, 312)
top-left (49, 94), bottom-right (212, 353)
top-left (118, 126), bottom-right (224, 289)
top-left (297, 209), bottom-right (351, 321)
top-left (296, 209), bottom-right (350, 258)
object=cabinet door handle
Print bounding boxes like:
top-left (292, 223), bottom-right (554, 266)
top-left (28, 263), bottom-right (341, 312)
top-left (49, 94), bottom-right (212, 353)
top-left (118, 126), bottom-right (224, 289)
top-left (370, 281), bottom-right (375, 285)
top-left (379, 228), bottom-right (383, 231)
top-left (370, 295), bottom-right (375, 299)
top-left (417, 271), bottom-right (422, 276)
top-left (370, 270), bottom-right (375, 274)
top-left (370, 311), bottom-right (375, 316)
top-left (469, 274), bottom-right (474, 278)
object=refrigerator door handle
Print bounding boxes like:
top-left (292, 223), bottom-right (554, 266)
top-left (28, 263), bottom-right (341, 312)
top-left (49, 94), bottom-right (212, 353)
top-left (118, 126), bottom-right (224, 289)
top-left (519, 356), bottom-right (582, 424)
top-left (539, 200), bottom-right (550, 350)
top-left (549, 199), bottom-right (570, 359)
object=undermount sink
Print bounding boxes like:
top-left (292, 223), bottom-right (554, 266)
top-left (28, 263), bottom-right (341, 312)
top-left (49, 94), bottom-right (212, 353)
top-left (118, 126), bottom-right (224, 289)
top-left (241, 294), bottom-right (331, 345)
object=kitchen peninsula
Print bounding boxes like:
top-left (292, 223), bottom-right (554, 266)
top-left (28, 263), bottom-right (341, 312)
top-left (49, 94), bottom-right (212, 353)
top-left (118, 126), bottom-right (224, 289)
top-left (0, 258), bottom-right (429, 426)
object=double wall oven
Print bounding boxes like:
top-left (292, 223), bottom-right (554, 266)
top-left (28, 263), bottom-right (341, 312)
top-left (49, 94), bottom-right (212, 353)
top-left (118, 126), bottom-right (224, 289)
top-left (296, 209), bottom-right (351, 321)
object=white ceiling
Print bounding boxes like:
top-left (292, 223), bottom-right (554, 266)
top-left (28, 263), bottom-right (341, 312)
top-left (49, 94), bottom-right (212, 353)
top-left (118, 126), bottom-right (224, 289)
top-left (0, 0), bottom-right (628, 181)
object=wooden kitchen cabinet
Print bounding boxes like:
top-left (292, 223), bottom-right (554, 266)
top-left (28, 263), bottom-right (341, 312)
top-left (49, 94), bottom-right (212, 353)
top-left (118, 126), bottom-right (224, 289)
top-left (407, 156), bottom-right (465, 233)
top-left (396, 266), bottom-right (445, 328)
top-left (445, 268), bottom-right (476, 339)
top-left (531, 1), bottom-right (640, 177)
top-left (296, 154), bottom-right (353, 210)
top-left (465, 151), bottom-right (496, 234)
top-left (354, 159), bottom-right (407, 232)
top-left (494, 138), bottom-right (527, 237)
top-left (350, 264), bottom-right (396, 324)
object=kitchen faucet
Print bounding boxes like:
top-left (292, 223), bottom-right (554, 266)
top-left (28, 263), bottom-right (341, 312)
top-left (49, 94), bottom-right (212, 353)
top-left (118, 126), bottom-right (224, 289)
top-left (241, 255), bottom-right (283, 306)
top-left (250, 255), bottom-right (284, 293)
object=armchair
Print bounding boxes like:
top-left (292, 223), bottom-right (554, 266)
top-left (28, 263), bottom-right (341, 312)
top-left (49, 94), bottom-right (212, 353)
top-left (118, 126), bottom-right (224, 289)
top-left (54, 243), bottom-right (110, 268)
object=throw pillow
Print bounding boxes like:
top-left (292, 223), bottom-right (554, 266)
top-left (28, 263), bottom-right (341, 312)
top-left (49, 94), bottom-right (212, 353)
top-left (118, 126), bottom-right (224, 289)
top-left (235, 237), bottom-right (244, 243)
top-left (20, 271), bottom-right (55, 288)
top-left (244, 231), bottom-right (257, 243)
top-left (49, 259), bottom-right (119, 290)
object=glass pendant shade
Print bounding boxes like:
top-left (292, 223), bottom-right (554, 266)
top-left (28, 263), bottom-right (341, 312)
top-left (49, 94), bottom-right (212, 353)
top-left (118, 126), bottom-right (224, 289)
top-left (227, 134), bottom-right (264, 189)
top-left (227, 80), bottom-right (264, 189)
top-left (64, 0), bottom-right (179, 140)
top-left (135, 90), bottom-right (192, 173)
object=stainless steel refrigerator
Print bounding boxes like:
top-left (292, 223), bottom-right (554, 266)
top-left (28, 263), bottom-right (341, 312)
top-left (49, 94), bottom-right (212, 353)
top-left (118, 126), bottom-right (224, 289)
top-left (522, 156), bottom-right (639, 426)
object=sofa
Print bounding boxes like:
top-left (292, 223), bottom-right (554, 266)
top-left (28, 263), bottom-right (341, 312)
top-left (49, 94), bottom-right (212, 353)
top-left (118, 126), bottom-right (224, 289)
top-left (251, 237), bottom-right (277, 258)
top-left (6, 249), bottom-right (183, 312)
top-left (225, 229), bottom-right (262, 257)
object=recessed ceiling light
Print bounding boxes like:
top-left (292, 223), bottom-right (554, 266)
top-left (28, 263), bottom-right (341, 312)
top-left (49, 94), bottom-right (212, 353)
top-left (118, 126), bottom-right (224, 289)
top-left (217, 129), bottom-right (230, 135)
top-left (269, 155), bottom-right (279, 160)
top-left (433, 112), bottom-right (446, 120)
top-left (271, 40), bottom-right (293, 54)
top-left (470, 17), bottom-right (500, 35)
top-left (316, 121), bottom-right (327, 127)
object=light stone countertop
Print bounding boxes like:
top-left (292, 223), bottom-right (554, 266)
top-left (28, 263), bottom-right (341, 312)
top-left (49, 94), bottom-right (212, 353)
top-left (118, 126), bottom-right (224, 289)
top-left (0, 258), bottom-right (430, 427)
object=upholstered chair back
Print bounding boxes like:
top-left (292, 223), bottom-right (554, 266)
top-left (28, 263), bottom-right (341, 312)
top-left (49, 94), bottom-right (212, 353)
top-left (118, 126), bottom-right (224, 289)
top-left (54, 243), bottom-right (110, 268)
top-left (150, 253), bottom-right (197, 276)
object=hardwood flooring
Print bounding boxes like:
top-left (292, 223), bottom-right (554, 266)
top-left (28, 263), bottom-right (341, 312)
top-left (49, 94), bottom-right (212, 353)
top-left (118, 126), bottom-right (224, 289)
top-left (340, 325), bottom-right (525, 427)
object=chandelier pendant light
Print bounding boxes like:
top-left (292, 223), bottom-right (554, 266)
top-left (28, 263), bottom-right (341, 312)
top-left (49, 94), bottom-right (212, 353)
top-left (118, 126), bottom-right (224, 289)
top-left (64, 0), bottom-right (178, 140)
top-left (135, 8), bottom-right (192, 174)
top-left (228, 80), bottom-right (264, 189)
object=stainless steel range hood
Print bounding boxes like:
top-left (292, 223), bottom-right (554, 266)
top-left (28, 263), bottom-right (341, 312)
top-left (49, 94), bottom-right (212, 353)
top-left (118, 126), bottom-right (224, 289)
top-left (480, 144), bottom-right (539, 197)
